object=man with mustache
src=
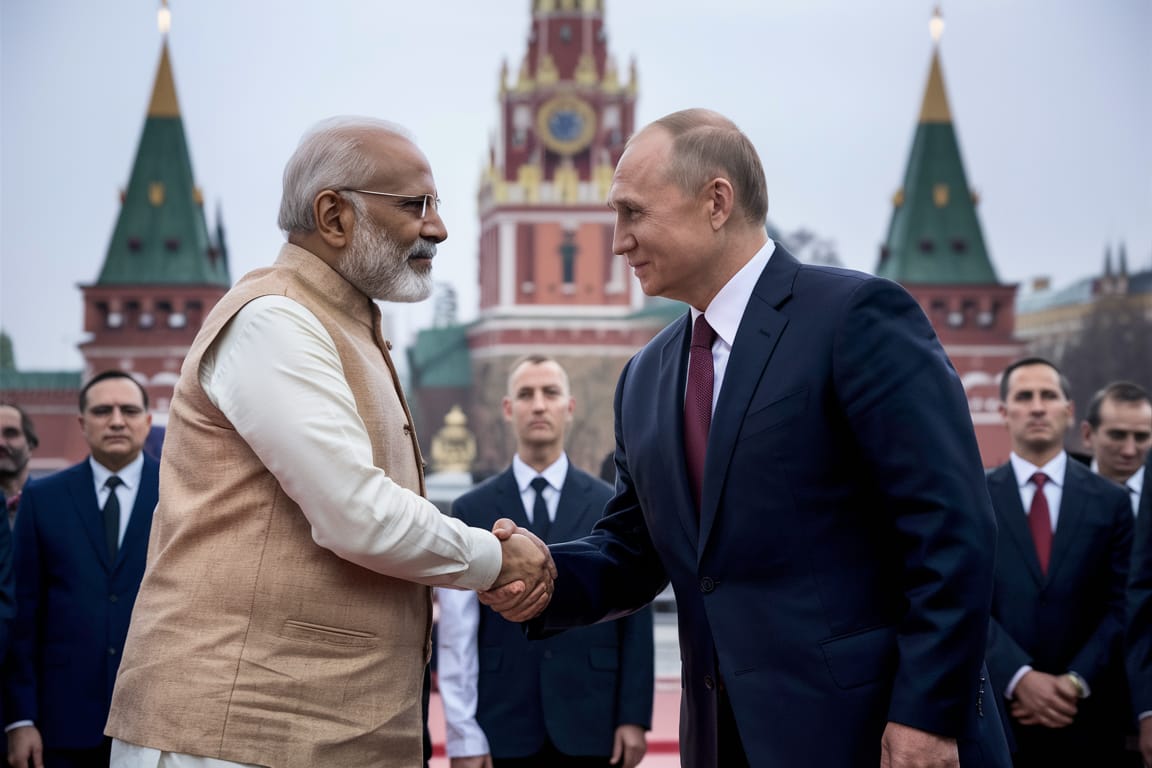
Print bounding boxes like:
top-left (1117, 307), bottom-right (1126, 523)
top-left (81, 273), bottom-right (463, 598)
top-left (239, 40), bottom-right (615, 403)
top-left (5, 371), bottom-right (158, 768)
top-left (985, 358), bottom-right (1133, 766)
top-left (0, 403), bottom-right (38, 526)
top-left (104, 117), bottom-right (553, 768)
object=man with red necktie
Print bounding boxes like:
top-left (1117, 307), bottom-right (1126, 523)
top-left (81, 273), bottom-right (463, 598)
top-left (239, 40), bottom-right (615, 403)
top-left (985, 358), bottom-right (1134, 766)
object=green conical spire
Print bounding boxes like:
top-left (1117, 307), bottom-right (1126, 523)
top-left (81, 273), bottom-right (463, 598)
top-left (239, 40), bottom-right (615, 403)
top-left (98, 41), bottom-right (229, 287)
top-left (876, 31), bottom-right (998, 285)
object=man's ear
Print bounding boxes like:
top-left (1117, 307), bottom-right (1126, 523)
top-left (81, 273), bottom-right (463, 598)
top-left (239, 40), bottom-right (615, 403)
top-left (314, 190), bottom-right (353, 249)
top-left (706, 177), bottom-right (735, 231)
top-left (1080, 421), bottom-right (1094, 450)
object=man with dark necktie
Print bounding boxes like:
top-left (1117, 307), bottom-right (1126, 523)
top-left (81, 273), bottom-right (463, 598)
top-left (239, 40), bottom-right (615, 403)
top-left (3, 371), bottom-right (159, 768)
top-left (485, 108), bottom-right (1009, 767)
top-left (985, 358), bottom-right (1133, 766)
top-left (438, 355), bottom-right (653, 768)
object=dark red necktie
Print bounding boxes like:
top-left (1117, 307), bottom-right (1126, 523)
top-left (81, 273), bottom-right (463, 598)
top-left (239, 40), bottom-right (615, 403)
top-left (1028, 472), bottom-right (1052, 575)
top-left (684, 315), bottom-right (716, 510)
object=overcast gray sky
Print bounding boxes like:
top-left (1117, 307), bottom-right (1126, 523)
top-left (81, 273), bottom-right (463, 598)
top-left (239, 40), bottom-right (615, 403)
top-left (2, 0), bottom-right (1149, 372)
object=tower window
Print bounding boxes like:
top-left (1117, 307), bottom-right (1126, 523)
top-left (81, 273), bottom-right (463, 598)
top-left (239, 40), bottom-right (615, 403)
top-left (951, 238), bottom-right (967, 253)
top-left (918, 238), bottom-right (934, 253)
top-left (559, 24), bottom-right (572, 43)
top-left (127, 237), bottom-right (142, 252)
top-left (164, 238), bottom-right (181, 252)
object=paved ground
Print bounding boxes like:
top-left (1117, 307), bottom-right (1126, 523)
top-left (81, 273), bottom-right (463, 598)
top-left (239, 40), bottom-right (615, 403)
top-left (428, 612), bottom-right (683, 766)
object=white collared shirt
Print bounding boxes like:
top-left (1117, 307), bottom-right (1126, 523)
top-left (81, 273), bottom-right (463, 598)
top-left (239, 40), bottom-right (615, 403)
top-left (90, 453), bottom-right (145, 547)
top-left (688, 239), bottom-right (776, 412)
top-left (437, 453), bottom-right (570, 758)
top-left (198, 294), bottom-right (502, 590)
top-left (1093, 458), bottom-right (1146, 516)
top-left (1003, 451), bottom-right (1091, 699)
top-left (511, 453), bottom-right (568, 524)
top-left (1009, 451), bottom-right (1068, 532)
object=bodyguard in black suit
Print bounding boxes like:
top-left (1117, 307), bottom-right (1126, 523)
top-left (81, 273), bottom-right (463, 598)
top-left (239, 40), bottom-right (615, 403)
top-left (986, 359), bottom-right (1133, 767)
top-left (3, 371), bottom-right (159, 768)
top-left (1127, 450), bottom-right (1152, 765)
top-left (439, 355), bottom-right (653, 768)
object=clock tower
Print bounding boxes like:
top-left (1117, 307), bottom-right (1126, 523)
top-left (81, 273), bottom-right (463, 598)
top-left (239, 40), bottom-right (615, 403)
top-left (460, 0), bottom-right (671, 475)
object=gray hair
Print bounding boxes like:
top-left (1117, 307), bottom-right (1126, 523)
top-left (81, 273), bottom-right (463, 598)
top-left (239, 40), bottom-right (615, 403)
top-left (277, 116), bottom-right (414, 235)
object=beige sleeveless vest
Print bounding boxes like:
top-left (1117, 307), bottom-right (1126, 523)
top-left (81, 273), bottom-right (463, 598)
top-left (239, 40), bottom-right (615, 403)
top-left (107, 245), bottom-right (431, 767)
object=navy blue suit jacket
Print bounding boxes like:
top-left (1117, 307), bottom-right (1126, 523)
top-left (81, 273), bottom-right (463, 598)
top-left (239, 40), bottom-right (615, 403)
top-left (530, 249), bottom-right (1010, 767)
top-left (1126, 457), bottom-right (1152, 715)
top-left (2, 456), bottom-right (159, 748)
top-left (452, 465), bottom-right (653, 758)
top-left (0, 494), bottom-right (12, 673)
top-left (986, 459), bottom-right (1132, 752)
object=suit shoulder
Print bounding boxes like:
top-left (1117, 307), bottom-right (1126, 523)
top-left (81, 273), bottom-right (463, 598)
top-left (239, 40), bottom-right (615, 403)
top-left (450, 470), bottom-right (511, 520)
top-left (1068, 460), bottom-right (1133, 504)
top-left (566, 467), bottom-right (613, 499)
top-left (23, 461), bottom-right (89, 495)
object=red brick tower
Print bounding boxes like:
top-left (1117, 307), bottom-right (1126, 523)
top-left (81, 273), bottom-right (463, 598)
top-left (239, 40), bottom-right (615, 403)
top-left (875, 11), bottom-right (1024, 466)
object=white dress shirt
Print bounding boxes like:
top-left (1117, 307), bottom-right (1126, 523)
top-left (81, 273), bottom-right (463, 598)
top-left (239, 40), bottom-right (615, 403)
top-left (91, 453), bottom-right (145, 547)
top-left (1003, 451), bottom-right (1090, 699)
top-left (199, 294), bottom-right (501, 588)
top-left (687, 239), bottom-right (775, 410)
top-left (437, 453), bottom-right (568, 758)
top-left (1093, 458), bottom-right (1146, 516)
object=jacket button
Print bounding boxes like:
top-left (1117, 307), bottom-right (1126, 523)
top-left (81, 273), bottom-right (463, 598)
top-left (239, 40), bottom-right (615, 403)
top-left (109, 594), bottom-right (118, 603)
top-left (385, 340), bottom-right (393, 351)
top-left (700, 577), bottom-right (715, 593)
top-left (704, 675), bottom-right (715, 690)
top-left (108, 647), bottom-right (118, 656)
top-left (543, 650), bottom-right (553, 660)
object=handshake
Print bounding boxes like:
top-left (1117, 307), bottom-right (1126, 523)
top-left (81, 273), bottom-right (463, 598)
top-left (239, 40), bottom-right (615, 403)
top-left (478, 519), bottom-right (556, 622)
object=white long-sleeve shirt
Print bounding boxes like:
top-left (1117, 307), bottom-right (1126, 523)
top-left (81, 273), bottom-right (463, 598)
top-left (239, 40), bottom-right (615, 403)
top-left (199, 294), bottom-right (503, 589)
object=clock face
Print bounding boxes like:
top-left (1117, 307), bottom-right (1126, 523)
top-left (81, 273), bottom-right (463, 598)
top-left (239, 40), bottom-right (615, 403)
top-left (548, 109), bottom-right (586, 142)
top-left (537, 96), bottom-right (597, 155)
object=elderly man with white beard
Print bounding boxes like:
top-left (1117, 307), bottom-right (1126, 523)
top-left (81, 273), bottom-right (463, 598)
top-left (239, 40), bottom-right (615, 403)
top-left (104, 117), bottom-right (554, 768)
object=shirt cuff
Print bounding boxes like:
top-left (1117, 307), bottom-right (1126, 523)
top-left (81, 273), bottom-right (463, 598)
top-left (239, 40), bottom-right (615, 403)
top-left (448, 527), bottom-right (503, 592)
top-left (1005, 665), bottom-right (1032, 699)
top-left (4, 721), bottom-right (33, 733)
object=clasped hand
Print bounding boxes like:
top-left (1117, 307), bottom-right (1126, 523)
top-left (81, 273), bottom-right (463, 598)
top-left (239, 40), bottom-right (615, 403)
top-left (478, 518), bottom-right (556, 622)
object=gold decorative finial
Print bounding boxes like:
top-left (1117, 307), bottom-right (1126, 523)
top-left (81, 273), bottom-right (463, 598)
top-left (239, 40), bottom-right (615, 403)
top-left (430, 406), bottom-right (477, 474)
top-left (929, 6), bottom-right (944, 45)
top-left (158, 0), bottom-right (172, 36)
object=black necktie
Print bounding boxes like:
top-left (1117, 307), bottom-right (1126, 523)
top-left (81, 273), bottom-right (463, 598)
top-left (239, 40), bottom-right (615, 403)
top-left (103, 476), bottom-right (123, 560)
top-left (530, 476), bottom-right (551, 543)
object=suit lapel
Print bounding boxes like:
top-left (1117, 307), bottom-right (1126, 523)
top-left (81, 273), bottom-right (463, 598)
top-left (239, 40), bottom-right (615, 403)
top-left (69, 461), bottom-right (112, 570)
top-left (553, 469), bottom-right (597, 543)
top-left (1047, 464), bottom-right (1087, 584)
top-left (697, 249), bottom-right (796, 557)
top-left (495, 468), bottom-right (532, 532)
top-left (116, 457), bottom-right (158, 572)
top-left (988, 465), bottom-right (1045, 586)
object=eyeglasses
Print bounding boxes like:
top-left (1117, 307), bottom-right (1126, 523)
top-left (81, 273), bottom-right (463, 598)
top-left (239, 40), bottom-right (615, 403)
top-left (340, 189), bottom-right (442, 219)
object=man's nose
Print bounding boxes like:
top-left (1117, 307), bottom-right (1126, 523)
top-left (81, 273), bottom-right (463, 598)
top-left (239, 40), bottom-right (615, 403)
top-left (421, 208), bottom-right (448, 244)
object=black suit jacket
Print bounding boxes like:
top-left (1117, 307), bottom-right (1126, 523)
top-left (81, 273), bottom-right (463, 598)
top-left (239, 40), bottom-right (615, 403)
top-left (1127, 456), bottom-right (1152, 714)
top-left (2, 456), bottom-right (159, 748)
top-left (986, 459), bottom-right (1133, 753)
top-left (0, 493), bottom-right (12, 670)
top-left (531, 249), bottom-right (1010, 767)
top-left (451, 464), bottom-right (653, 758)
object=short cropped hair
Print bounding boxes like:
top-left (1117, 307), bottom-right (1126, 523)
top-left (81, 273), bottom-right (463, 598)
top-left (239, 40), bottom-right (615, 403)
top-left (277, 116), bottom-right (413, 235)
top-left (998, 357), bottom-right (1072, 402)
top-left (506, 354), bottom-right (570, 396)
top-left (643, 108), bottom-right (769, 225)
top-left (79, 370), bottom-right (149, 412)
top-left (1084, 381), bottom-right (1152, 429)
